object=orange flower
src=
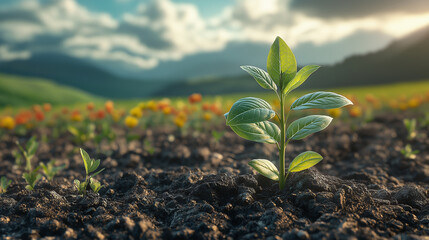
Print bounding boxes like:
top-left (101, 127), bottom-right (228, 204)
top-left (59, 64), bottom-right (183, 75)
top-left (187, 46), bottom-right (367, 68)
top-left (162, 106), bottom-right (172, 115)
top-left (96, 110), bottom-right (105, 119)
top-left (70, 110), bottom-right (82, 122)
top-left (124, 116), bottom-right (138, 128)
top-left (348, 106), bottom-right (362, 118)
top-left (408, 98), bottom-right (421, 108)
top-left (202, 103), bottom-right (210, 111)
top-left (365, 94), bottom-right (376, 104)
top-left (35, 111), bottom-right (45, 121)
top-left (87, 102), bottom-right (95, 111)
top-left (32, 104), bottom-right (42, 113)
top-left (105, 100), bottom-right (114, 114)
top-left (43, 103), bottom-right (52, 112)
top-left (188, 93), bottom-right (202, 104)
top-left (0, 116), bottom-right (15, 130)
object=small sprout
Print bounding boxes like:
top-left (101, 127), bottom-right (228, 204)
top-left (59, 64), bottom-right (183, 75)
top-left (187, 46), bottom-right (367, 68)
top-left (75, 148), bottom-right (104, 195)
top-left (0, 176), bottom-right (12, 194)
top-left (143, 139), bottom-right (155, 155)
top-left (40, 159), bottom-right (66, 181)
top-left (23, 167), bottom-right (42, 191)
top-left (225, 36), bottom-right (353, 190)
top-left (400, 144), bottom-right (419, 159)
top-left (16, 136), bottom-right (39, 171)
top-left (403, 118), bottom-right (417, 140)
top-left (74, 179), bottom-right (88, 196)
top-left (89, 178), bottom-right (104, 193)
top-left (211, 130), bottom-right (225, 143)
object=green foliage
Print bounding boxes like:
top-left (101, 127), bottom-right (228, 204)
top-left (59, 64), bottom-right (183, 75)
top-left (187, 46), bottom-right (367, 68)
top-left (68, 124), bottom-right (95, 145)
top-left (89, 178), bottom-right (104, 193)
top-left (23, 167), bottom-right (42, 191)
top-left (225, 36), bottom-right (352, 190)
top-left (0, 176), bottom-right (12, 194)
top-left (143, 139), bottom-right (156, 155)
top-left (403, 118), bottom-right (417, 140)
top-left (40, 159), bottom-right (66, 181)
top-left (400, 144), bottom-right (419, 159)
top-left (75, 148), bottom-right (104, 195)
top-left (16, 136), bottom-right (39, 171)
top-left (211, 130), bottom-right (225, 143)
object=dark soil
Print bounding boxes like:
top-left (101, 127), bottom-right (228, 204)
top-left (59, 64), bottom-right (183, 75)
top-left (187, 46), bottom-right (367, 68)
top-left (0, 113), bottom-right (428, 239)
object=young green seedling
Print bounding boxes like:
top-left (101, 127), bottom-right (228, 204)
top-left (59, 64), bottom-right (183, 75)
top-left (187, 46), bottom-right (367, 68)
top-left (0, 176), bottom-right (12, 194)
top-left (225, 36), bottom-right (353, 190)
top-left (23, 167), bottom-right (42, 191)
top-left (40, 159), bottom-right (66, 181)
top-left (74, 148), bottom-right (104, 195)
top-left (16, 136), bottom-right (39, 171)
top-left (403, 118), bottom-right (417, 140)
top-left (400, 144), bottom-right (419, 159)
top-left (89, 178), bottom-right (104, 193)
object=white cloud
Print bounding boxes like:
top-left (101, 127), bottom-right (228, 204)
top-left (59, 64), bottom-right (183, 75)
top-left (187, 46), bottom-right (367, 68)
top-left (1, 0), bottom-right (429, 70)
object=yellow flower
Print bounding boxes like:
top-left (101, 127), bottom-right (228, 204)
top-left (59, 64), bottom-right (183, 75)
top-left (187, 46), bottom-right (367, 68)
top-left (130, 107), bottom-right (143, 118)
top-left (174, 117), bottom-right (186, 128)
top-left (111, 111), bottom-right (121, 122)
top-left (162, 106), bottom-right (172, 115)
top-left (124, 116), bottom-right (138, 128)
top-left (408, 98), bottom-right (420, 108)
top-left (147, 100), bottom-right (158, 111)
top-left (327, 108), bottom-right (342, 118)
top-left (203, 112), bottom-right (212, 121)
top-left (70, 112), bottom-right (82, 122)
top-left (138, 102), bottom-right (145, 110)
top-left (0, 116), bottom-right (15, 130)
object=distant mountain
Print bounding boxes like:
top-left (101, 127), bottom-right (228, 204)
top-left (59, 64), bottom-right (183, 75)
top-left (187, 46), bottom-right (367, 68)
top-left (157, 25), bottom-right (429, 96)
top-left (0, 53), bottom-right (168, 98)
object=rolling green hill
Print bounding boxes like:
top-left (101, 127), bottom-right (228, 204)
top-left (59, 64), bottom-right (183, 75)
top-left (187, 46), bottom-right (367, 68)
top-left (0, 73), bottom-right (99, 106)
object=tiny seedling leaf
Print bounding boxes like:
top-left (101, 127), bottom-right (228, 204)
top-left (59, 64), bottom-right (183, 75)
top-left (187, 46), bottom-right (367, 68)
top-left (291, 92), bottom-right (353, 110)
top-left (288, 151), bottom-right (323, 173)
top-left (248, 159), bottom-right (279, 181)
top-left (267, 36), bottom-right (297, 89)
top-left (90, 168), bottom-right (105, 178)
top-left (240, 66), bottom-right (277, 91)
top-left (230, 121), bottom-right (281, 144)
top-left (80, 148), bottom-right (91, 175)
top-left (287, 115), bottom-right (333, 140)
top-left (283, 65), bottom-right (320, 95)
top-left (226, 97), bottom-right (275, 126)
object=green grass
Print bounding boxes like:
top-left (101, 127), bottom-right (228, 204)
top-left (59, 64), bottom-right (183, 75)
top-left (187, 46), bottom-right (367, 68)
top-left (0, 73), bottom-right (100, 107)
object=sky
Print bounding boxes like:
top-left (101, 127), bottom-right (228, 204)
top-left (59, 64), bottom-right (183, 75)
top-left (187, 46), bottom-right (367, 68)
top-left (1, 0), bottom-right (429, 79)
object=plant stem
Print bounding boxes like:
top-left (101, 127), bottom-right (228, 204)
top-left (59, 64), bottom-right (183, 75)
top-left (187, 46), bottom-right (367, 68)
top-left (279, 94), bottom-right (286, 190)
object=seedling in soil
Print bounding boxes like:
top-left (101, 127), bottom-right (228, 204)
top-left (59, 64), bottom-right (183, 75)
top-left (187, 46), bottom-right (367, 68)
top-left (225, 36), bottom-right (353, 190)
top-left (74, 148), bottom-right (104, 195)
top-left (403, 118), bottom-right (417, 140)
top-left (0, 176), bottom-right (12, 194)
top-left (23, 167), bottom-right (42, 191)
top-left (400, 144), bottom-right (419, 159)
top-left (16, 136), bottom-right (39, 171)
top-left (143, 139), bottom-right (156, 155)
top-left (40, 159), bottom-right (66, 181)
top-left (211, 130), bottom-right (225, 143)
top-left (89, 178), bottom-right (104, 193)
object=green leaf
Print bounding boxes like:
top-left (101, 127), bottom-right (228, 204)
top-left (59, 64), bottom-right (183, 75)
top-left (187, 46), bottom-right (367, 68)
top-left (26, 137), bottom-right (39, 157)
top-left (230, 121), bottom-right (281, 144)
top-left (226, 97), bottom-right (275, 126)
top-left (248, 159), bottom-right (279, 181)
top-left (267, 36), bottom-right (297, 88)
top-left (240, 66), bottom-right (277, 91)
top-left (89, 159), bottom-right (100, 173)
top-left (291, 92), bottom-right (353, 110)
top-left (80, 148), bottom-right (91, 176)
top-left (68, 126), bottom-right (79, 136)
top-left (90, 168), bottom-right (105, 178)
top-left (288, 151), bottom-right (323, 173)
top-left (287, 115), bottom-right (332, 140)
top-left (284, 65), bottom-right (320, 95)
